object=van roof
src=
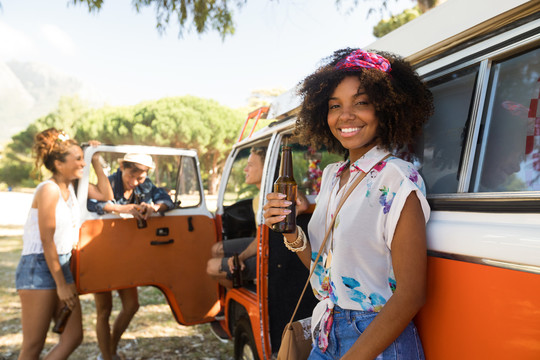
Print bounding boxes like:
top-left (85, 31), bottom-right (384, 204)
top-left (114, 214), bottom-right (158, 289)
top-left (366, 0), bottom-right (536, 65)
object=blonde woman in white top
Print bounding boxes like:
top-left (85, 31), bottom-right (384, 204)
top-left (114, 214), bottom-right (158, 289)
top-left (15, 128), bottom-right (112, 360)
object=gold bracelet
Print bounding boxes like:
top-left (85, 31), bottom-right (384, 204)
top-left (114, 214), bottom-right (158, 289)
top-left (284, 226), bottom-right (307, 252)
top-left (284, 226), bottom-right (303, 247)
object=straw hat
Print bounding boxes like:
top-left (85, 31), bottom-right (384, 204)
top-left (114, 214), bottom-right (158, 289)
top-left (120, 153), bottom-right (155, 170)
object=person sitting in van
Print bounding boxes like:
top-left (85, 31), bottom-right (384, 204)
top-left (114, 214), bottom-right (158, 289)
top-left (87, 153), bottom-right (173, 360)
top-left (206, 147), bottom-right (266, 289)
top-left (206, 147), bottom-right (308, 289)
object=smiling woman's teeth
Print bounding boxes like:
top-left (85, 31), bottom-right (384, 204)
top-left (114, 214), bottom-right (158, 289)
top-left (341, 127), bottom-right (360, 133)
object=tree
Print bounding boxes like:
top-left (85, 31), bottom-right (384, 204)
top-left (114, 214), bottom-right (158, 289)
top-left (0, 96), bottom-right (91, 185)
top-left (246, 87), bottom-right (286, 109)
top-left (372, 6), bottom-right (422, 38)
top-left (75, 96), bottom-right (246, 194)
top-left (68, 0), bottom-right (442, 40)
top-left (70, 0), bottom-right (244, 40)
top-left (0, 124), bottom-right (40, 187)
top-left (0, 95), bottom-right (245, 193)
top-left (133, 96), bottom-right (245, 193)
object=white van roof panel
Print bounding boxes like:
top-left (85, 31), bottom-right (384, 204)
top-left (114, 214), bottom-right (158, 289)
top-left (367, 0), bottom-right (536, 63)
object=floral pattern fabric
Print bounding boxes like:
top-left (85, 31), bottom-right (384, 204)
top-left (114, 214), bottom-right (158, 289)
top-left (307, 146), bottom-right (430, 351)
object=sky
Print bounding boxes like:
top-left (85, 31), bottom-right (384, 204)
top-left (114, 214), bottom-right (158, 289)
top-left (0, 0), bottom-right (415, 109)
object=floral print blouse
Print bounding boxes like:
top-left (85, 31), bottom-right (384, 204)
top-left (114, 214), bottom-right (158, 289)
top-left (307, 146), bottom-right (430, 350)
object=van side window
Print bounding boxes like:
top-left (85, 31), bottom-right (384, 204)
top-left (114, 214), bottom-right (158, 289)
top-left (422, 66), bottom-right (479, 194)
top-left (282, 140), bottom-right (342, 196)
top-left (223, 146), bottom-right (264, 207)
top-left (175, 156), bottom-right (201, 208)
top-left (87, 152), bottom-right (190, 211)
top-left (470, 47), bottom-right (540, 192)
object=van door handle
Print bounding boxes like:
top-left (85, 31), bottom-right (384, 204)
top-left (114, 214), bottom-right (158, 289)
top-left (156, 227), bottom-right (169, 236)
top-left (188, 216), bottom-right (194, 232)
top-left (150, 239), bottom-right (174, 246)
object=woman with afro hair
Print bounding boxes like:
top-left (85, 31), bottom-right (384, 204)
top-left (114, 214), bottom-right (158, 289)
top-left (264, 48), bottom-right (433, 359)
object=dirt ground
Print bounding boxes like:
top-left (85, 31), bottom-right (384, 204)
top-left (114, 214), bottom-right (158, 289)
top-left (0, 191), bottom-right (233, 360)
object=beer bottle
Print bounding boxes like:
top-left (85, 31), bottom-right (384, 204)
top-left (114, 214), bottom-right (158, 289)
top-left (232, 253), bottom-right (243, 288)
top-left (134, 192), bottom-right (148, 229)
top-left (273, 144), bottom-right (297, 233)
top-left (52, 305), bottom-right (72, 334)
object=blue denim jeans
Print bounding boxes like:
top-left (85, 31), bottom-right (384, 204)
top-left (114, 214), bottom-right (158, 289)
top-left (15, 253), bottom-right (74, 290)
top-left (308, 305), bottom-right (425, 360)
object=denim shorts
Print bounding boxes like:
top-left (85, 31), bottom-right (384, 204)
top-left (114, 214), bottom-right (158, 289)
top-left (308, 305), bottom-right (425, 360)
top-left (15, 253), bottom-right (74, 290)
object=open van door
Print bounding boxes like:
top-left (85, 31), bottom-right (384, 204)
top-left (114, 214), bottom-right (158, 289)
top-left (73, 145), bottom-right (220, 325)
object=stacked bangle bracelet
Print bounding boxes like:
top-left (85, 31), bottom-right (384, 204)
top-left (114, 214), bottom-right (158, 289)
top-left (283, 226), bottom-right (307, 252)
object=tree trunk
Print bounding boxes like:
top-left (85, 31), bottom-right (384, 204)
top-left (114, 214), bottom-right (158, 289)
top-left (206, 150), bottom-right (222, 195)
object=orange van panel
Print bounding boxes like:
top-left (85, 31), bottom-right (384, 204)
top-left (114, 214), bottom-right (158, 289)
top-left (416, 256), bottom-right (540, 359)
top-left (75, 215), bottom-right (219, 325)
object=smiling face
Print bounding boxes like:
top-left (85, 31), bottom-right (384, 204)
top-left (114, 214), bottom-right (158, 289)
top-left (54, 145), bottom-right (86, 180)
top-left (327, 76), bottom-right (379, 162)
top-left (121, 163), bottom-right (149, 191)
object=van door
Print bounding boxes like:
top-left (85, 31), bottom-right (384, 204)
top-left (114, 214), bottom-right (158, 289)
top-left (73, 145), bottom-right (220, 325)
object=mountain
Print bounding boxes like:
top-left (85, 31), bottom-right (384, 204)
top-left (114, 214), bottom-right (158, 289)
top-left (0, 61), bottom-right (85, 143)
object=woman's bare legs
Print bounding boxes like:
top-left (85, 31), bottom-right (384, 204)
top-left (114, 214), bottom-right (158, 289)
top-left (44, 298), bottom-right (83, 360)
top-left (18, 289), bottom-right (82, 360)
top-left (18, 289), bottom-right (55, 359)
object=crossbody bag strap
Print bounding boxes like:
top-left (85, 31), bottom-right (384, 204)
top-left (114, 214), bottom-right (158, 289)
top-left (284, 154), bottom-right (391, 329)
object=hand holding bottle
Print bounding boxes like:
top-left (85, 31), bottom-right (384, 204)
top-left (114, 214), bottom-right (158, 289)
top-left (134, 193), bottom-right (148, 228)
top-left (52, 304), bottom-right (72, 334)
top-left (231, 253), bottom-right (243, 288)
top-left (271, 144), bottom-right (297, 233)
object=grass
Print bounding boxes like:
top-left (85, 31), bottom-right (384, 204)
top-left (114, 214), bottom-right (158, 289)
top-left (0, 230), bottom-right (234, 359)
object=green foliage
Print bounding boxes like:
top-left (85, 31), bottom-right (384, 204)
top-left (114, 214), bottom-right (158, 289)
top-left (0, 155), bottom-right (36, 187)
top-left (373, 6), bottom-right (422, 38)
top-left (0, 95), bottom-right (245, 190)
top-left (247, 88), bottom-right (286, 109)
top-left (71, 0), bottom-right (245, 40)
top-left (69, 1), bottom-right (436, 40)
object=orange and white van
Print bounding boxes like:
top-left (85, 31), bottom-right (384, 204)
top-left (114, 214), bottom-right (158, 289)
top-left (74, 1), bottom-right (540, 359)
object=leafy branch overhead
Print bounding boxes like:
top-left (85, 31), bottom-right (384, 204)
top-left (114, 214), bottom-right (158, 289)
top-left (69, 0), bottom-right (440, 40)
top-left (70, 0), bottom-right (246, 39)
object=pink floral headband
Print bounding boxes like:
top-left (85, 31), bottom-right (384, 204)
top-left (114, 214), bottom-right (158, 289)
top-left (335, 49), bottom-right (391, 73)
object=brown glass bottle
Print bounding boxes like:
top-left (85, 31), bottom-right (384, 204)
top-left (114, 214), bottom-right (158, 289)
top-left (52, 305), bottom-right (72, 334)
top-left (134, 192), bottom-right (147, 229)
top-left (272, 145), bottom-right (297, 233)
top-left (232, 253), bottom-right (243, 288)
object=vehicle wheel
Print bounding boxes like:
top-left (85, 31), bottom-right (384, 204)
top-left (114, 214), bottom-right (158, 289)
top-left (234, 317), bottom-right (259, 360)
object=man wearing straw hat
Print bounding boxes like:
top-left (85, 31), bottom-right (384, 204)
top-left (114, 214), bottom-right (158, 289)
top-left (88, 153), bottom-right (173, 360)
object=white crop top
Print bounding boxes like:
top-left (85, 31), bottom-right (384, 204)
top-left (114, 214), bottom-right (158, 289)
top-left (21, 180), bottom-right (81, 256)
